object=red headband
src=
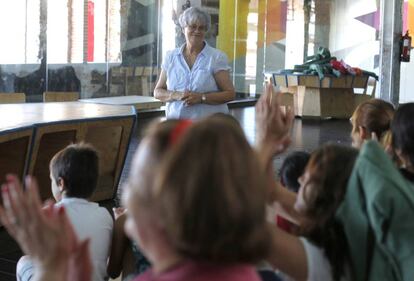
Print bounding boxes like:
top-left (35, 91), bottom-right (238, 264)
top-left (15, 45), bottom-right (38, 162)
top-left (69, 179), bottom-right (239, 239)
top-left (169, 119), bottom-right (193, 146)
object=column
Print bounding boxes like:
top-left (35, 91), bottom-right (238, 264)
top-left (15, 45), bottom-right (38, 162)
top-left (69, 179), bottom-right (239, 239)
top-left (217, 0), bottom-right (249, 95)
top-left (379, 0), bottom-right (403, 105)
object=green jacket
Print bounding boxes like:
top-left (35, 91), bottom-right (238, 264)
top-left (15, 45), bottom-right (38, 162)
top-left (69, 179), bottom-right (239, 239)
top-left (336, 141), bottom-right (414, 281)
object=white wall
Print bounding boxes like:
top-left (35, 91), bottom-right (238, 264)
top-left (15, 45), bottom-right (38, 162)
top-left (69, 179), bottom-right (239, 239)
top-left (329, 0), bottom-right (379, 73)
top-left (284, 0), bottom-right (305, 69)
top-left (329, 0), bottom-right (414, 102)
top-left (400, 59), bottom-right (414, 103)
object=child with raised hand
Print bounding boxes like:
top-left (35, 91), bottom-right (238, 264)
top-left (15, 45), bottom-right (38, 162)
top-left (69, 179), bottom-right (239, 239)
top-left (256, 83), bottom-right (356, 281)
top-left (16, 143), bottom-right (113, 281)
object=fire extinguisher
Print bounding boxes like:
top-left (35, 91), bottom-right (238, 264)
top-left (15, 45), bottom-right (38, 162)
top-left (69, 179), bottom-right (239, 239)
top-left (401, 30), bottom-right (412, 62)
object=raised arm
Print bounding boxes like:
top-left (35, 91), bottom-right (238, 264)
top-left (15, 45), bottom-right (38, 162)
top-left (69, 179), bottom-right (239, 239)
top-left (255, 83), bottom-right (302, 224)
top-left (255, 83), bottom-right (293, 160)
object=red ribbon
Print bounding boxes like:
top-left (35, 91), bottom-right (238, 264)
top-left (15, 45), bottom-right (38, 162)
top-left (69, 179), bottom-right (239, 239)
top-left (168, 119), bottom-right (193, 146)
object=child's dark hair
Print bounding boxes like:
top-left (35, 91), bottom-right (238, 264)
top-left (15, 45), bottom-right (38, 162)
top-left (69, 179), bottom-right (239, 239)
top-left (300, 144), bottom-right (358, 281)
top-left (391, 103), bottom-right (414, 167)
top-left (49, 143), bottom-right (99, 199)
top-left (279, 151), bottom-right (310, 192)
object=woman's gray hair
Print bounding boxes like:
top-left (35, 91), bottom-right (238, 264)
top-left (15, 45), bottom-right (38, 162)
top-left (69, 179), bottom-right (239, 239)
top-left (179, 7), bottom-right (211, 32)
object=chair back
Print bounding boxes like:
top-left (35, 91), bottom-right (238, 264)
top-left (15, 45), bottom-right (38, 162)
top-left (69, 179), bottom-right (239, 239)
top-left (0, 92), bottom-right (26, 103)
top-left (43, 91), bottom-right (79, 102)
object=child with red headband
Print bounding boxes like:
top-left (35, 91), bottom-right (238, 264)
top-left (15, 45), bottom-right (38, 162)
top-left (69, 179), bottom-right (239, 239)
top-left (107, 119), bottom-right (193, 279)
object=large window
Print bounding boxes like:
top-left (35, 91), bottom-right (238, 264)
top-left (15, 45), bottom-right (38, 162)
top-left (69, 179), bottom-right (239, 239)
top-left (0, 0), bottom-right (413, 102)
top-left (0, 0), bottom-right (41, 64)
top-left (47, 0), bottom-right (121, 63)
top-left (0, 0), bottom-right (121, 65)
top-left (0, 0), bottom-right (124, 99)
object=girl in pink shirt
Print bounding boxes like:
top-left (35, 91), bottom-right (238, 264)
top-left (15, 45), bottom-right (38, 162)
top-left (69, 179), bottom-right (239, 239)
top-left (122, 116), bottom-right (272, 281)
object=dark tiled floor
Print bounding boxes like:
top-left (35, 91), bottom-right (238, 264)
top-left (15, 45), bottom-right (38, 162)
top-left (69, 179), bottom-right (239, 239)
top-left (229, 106), bottom-right (352, 169)
top-left (0, 106), bottom-right (352, 280)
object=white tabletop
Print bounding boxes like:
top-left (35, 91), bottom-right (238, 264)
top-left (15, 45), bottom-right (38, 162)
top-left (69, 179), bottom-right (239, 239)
top-left (0, 102), bottom-right (136, 131)
top-left (79, 95), bottom-right (164, 110)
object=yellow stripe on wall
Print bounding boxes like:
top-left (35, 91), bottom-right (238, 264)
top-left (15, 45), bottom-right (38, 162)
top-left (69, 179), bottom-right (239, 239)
top-left (217, 0), bottom-right (249, 61)
top-left (409, 0), bottom-right (414, 46)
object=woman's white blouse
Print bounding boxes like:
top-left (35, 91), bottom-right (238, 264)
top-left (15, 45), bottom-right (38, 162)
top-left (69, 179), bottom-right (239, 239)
top-left (161, 42), bottom-right (231, 119)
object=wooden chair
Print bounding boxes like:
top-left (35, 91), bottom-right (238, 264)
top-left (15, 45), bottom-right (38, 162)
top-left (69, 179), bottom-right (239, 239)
top-left (363, 77), bottom-right (377, 96)
top-left (0, 92), bottom-right (26, 103)
top-left (142, 66), bottom-right (153, 76)
top-left (354, 77), bottom-right (376, 107)
top-left (152, 67), bottom-right (161, 76)
top-left (271, 76), bottom-right (295, 111)
top-left (0, 127), bottom-right (33, 209)
top-left (27, 116), bottom-right (135, 201)
top-left (43, 91), bottom-right (79, 102)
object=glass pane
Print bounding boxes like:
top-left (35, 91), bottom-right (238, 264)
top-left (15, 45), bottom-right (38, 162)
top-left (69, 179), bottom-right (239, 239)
top-left (323, 0), bottom-right (379, 73)
top-left (0, 0), bottom-right (44, 100)
top-left (120, 0), bottom-right (158, 66)
top-left (107, 0), bottom-right (122, 63)
top-left (46, 0), bottom-right (123, 98)
top-left (217, 0), bottom-right (288, 96)
top-left (47, 0), bottom-right (82, 96)
top-left (400, 0), bottom-right (414, 103)
top-left (109, 0), bottom-right (159, 96)
top-left (4, 0), bottom-right (408, 102)
top-left (0, 0), bottom-right (41, 64)
top-left (285, 0), bottom-right (381, 75)
top-left (47, 0), bottom-right (71, 64)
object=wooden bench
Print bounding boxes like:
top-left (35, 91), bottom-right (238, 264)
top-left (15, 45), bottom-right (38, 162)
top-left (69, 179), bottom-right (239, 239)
top-left (0, 92), bottom-right (26, 103)
top-left (110, 66), bottom-right (160, 96)
top-left (43, 91), bottom-right (79, 102)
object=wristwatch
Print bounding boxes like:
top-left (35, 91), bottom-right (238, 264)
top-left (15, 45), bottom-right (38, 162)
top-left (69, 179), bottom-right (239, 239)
top-left (201, 94), bottom-right (206, 103)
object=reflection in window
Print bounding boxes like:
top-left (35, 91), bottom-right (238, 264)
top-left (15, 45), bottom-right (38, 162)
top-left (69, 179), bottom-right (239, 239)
top-left (47, 0), bottom-right (71, 63)
top-left (0, 0), bottom-right (41, 64)
top-left (0, 0), bottom-right (121, 65)
top-left (48, 0), bottom-right (121, 64)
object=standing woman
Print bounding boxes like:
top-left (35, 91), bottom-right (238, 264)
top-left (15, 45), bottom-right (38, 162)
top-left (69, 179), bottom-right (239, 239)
top-left (154, 7), bottom-right (235, 119)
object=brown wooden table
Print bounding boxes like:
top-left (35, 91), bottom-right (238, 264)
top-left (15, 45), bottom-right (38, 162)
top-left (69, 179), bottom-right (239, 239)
top-left (272, 74), bottom-right (373, 118)
top-left (0, 102), bottom-right (136, 202)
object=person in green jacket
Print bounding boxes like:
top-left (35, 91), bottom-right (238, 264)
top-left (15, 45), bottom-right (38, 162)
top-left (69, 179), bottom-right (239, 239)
top-left (337, 141), bottom-right (414, 281)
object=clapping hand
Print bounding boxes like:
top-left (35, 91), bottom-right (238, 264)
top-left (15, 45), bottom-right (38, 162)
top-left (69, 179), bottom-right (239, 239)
top-left (255, 83), bottom-right (294, 203)
top-left (113, 206), bottom-right (127, 220)
top-left (256, 83), bottom-right (294, 159)
top-left (0, 175), bottom-right (92, 281)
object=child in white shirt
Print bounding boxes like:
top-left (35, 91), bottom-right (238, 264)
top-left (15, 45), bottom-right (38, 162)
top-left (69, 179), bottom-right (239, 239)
top-left (16, 143), bottom-right (113, 281)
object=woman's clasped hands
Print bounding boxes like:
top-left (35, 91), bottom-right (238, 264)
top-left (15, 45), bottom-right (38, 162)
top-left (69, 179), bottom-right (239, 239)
top-left (181, 90), bottom-right (203, 106)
